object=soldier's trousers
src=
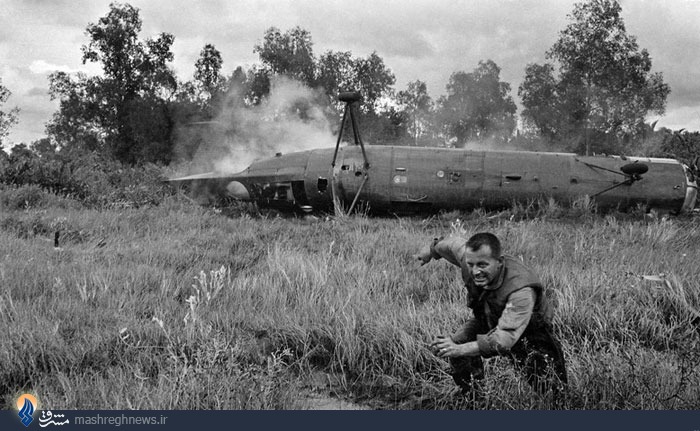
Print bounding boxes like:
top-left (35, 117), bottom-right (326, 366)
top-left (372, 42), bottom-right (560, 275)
top-left (449, 319), bottom-right (568, 397)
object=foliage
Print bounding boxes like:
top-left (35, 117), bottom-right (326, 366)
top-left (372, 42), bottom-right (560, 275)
top-left (519, 63), bottom-right (560, 141)
top-left (193, 44), bottom-right (225, 102)
top-left (519, 0), bottom-right (670, 155)
top-left (254, 27), bottom-right (316, 87)
top-left (0, 78), bottom-right (19, 146)
top-left (0, 184), bottom-right (81, 211)
top-left (348, 52), bottom-right (396, 115)
top-left (396, 80), bottom-right (434, 146)
top-left (251, 27), bottom-right (396, 118)
top-left (48, 3), bottom-right (177, 164)
top-left (0, 142), bottom-right (172, 209)
top-left (436, 60), bottom-right (517, 146)
top-left (315, 50), bottom-right (397, 144)
top-left (658, 130), bottom-right (700, 167)
top-left (315, 50), bottom-right (356, 109)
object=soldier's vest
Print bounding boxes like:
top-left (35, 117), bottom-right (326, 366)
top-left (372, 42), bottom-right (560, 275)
top-left (461, 255), bottom-right (553, 330)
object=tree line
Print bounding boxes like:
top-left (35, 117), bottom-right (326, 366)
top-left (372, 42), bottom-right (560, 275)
top-left (1, 0), bottom-right (699, 195)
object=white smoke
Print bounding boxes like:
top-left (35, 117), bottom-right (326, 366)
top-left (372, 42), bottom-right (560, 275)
top-left (178, 76), bottom-right (336, 175)
top-left (462, 137), bottom-right (522, 152)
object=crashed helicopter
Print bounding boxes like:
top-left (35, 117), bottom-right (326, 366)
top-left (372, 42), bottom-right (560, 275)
top-left (168, 92), bottom-right (698, 215)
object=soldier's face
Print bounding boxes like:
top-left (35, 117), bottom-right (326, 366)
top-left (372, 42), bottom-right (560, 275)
top-left (464, 245), bottom-right (503, 288)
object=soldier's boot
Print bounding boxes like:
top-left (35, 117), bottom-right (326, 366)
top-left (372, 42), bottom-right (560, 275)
top-left (450, 356), bottom-right (486, 408)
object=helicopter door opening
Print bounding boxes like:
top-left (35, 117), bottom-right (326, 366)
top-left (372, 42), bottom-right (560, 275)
top-left (273, 183), bottom-right (293, 201)
top-left (265, 181), bottom-right (310, 210)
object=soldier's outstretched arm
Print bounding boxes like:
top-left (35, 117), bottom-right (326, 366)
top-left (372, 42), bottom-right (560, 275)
top-left (431, 236), bottom-right (467, 267)
top-left (413, 236), bottom-right (467, 266)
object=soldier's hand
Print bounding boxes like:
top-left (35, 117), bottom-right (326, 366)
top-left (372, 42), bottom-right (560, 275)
top-left (412, 245), bottom-right (432, 266)
top-left (431, 335), bottom-right (456, 358)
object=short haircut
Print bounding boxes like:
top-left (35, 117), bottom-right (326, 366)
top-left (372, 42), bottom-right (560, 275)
top-left (466, 232), bottom-right (501, 258)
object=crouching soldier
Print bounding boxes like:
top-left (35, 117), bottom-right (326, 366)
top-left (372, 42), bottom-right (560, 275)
top-left (415, 232), bottom-right (568, 403)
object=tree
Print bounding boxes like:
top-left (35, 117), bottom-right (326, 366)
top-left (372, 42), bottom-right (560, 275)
top-left (314, 50), bottom-right (396, 144)
top-left (316, 50), bottom-right (395, 116)
top-left (0, 78), bottom-right (19, 147)
top-left (251, 26), bottom-right (396, 116)
top-left (352, 52), bottom-right (396, 115)
top-left (48, 2), bottom-right (177, 164)
top-left (254, 27), bottom-right (316, 87)
top-left (437, 60), bottom-right (516, 146)
top-left (81, 3), bottom-right (176, 97)
top-left (396, 80), bottom-right (433, 145)
top-left (194, 44), bottom-right (224, 101)
top-left (518, 63), bottom-right (560, 140)
top-left (47, 71), bottom-right (103, 152)
top-left (519, 0), bottom-right (670, 154)
top-left (316, 50), bottom-right (356, 109)
top-left (249, 27), bottom-right (397, 143)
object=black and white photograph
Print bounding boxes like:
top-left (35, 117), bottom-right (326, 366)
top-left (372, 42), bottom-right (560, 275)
top-left (2, 0), bottom-right (699, 420)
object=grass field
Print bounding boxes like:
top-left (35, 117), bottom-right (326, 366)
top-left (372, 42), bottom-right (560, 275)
top-left (1, 187), bottom-right (699, 410)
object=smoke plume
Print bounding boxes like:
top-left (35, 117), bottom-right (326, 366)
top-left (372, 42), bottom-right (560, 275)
top-left (174, 76), bottom-right (336, 175)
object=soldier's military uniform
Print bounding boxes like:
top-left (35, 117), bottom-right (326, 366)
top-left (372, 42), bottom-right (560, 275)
top-left (430, 237), bottom-right (567, 397)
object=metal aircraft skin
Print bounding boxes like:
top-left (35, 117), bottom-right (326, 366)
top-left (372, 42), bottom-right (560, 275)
top-left (169, 145), bottom-right (697, 215)
top-left (168, 92), bottom-right (698, 215)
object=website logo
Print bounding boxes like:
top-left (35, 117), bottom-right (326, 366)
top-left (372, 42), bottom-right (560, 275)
top-left (16, 394), bottom-right (38, 427)
top-left (39, 411), bottom-right (70, 427)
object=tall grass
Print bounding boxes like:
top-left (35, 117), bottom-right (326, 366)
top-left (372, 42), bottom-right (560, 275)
top-left (1, 188), bottom-right (699, 409)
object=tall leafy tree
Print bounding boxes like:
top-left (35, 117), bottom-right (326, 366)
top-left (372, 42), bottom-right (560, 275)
top-left (396, 80), bottom-right (433, 145)
top-left (0, 78), bottom-right (19, 147)
top-left (194, 43), bottom-right (224, 101)
top-left (519, 0), bottom-right (670, 154)
top-left (254, 27), bottom-right (316, 88)
top-left (437, 60), bottom-right (516, 146)
top-left (352, 52), bottom-right (396, 115)
top-left (316, 50), bottom-right (395, 116)
top-left (249, 27), bottom-right (397, 143)
top-left (47, 71), bottom-right (103, 152)
top-left (0, 79), bottom-right (19, 182)
top-left (316, 50), bottom-right (355, 107)
top-left (48, 2), bottom-right (177, 163)
top-left (519, 63), bottom-right (560, 140)
top-left (314, 50), bottom-right (396, 144)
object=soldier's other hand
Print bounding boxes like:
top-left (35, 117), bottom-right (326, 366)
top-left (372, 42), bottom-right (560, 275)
top-left (412, 245), bottom-right (432, 266)
top-left (431, 335), bottom-right (457, 358)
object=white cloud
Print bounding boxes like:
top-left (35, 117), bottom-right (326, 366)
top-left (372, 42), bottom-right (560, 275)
top-left (28, 60), bottom-right (92, 75)
top-left (655, 106), bottom-right (700, 132)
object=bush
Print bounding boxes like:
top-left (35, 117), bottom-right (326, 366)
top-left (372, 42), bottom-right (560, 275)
top-left (1, 146), bottom-right (175, 209)
top-left (0, 184), bottom-right (82, 210)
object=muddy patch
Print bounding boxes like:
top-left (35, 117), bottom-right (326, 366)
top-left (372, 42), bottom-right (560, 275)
top-left (297, 371), bottom-right (369, 410)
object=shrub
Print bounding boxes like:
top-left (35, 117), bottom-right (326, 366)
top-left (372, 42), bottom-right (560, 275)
top-left (0, 184), bottom-right (81, 210)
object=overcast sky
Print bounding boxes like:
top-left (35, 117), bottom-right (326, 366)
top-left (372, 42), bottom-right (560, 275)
top-left (3, 0), bottom-right (700, 145)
